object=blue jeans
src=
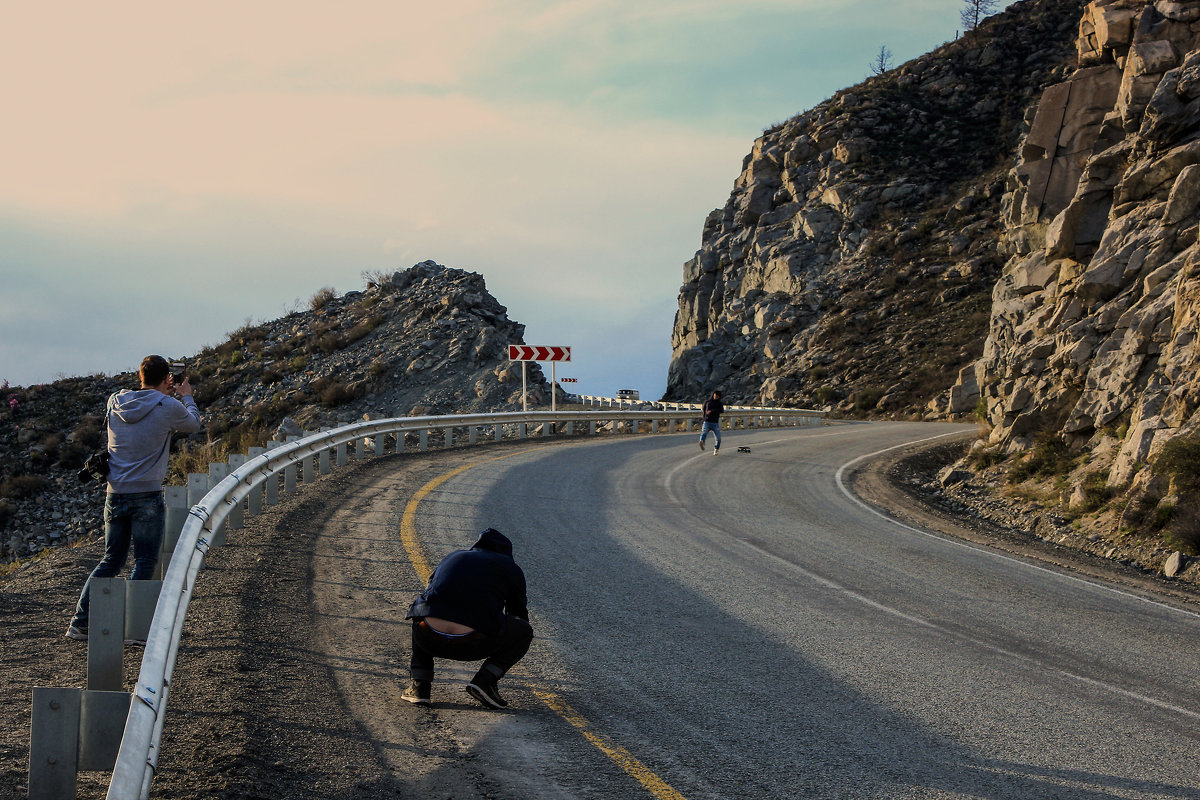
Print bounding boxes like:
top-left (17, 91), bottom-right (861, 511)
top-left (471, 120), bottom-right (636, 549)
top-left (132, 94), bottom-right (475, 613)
top-left (71, 491), bottom-right (165, 628)
top-left (700, 421), bottom-right (722, 448)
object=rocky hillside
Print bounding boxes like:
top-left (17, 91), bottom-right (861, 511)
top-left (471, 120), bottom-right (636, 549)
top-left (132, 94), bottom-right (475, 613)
top-left (666, 0), bottom-right (1085, 415)
top-left (953, 0), bottom-right (1200, 556)
top-left (0, 261), bottom-right (552, 564)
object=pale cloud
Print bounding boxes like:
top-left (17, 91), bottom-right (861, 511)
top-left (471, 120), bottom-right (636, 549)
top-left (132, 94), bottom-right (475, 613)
top-left (0, 1), bottom-right (1013, 394)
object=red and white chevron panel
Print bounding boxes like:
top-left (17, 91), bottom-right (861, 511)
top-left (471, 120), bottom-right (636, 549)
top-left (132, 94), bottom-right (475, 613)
top-left (507, 345), bottom-right (571, 362)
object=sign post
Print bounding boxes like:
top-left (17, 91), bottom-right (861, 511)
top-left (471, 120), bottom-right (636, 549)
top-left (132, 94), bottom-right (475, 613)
top-left (507, 345), bottom-right (571, 412)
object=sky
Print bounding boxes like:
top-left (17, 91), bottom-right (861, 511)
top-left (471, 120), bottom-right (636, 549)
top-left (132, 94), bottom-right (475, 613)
top-left (0, 1), bottom-right (1009, 401)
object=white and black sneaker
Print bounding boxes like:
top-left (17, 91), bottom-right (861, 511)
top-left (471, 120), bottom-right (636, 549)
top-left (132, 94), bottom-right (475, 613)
top-left (466, 679), bottom-right (507, 709)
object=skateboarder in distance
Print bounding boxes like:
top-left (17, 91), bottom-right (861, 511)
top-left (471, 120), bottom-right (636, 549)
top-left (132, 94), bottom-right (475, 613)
top-left (699, 390), bottom-right (724, 455)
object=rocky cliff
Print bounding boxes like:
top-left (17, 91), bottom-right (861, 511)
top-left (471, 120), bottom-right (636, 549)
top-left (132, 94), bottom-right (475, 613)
top-left (666, 0), bottom-right (1085, 414)
top-left (972, 0), bottom-right (1200, 469)
top-left (955, 0), bottom-right (1200, 555)
top-left (0, 261), bottom-right (552, 563)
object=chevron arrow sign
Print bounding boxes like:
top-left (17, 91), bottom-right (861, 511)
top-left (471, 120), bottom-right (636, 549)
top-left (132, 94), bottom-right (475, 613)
top-left (507, 345), bottom-right (571, 362)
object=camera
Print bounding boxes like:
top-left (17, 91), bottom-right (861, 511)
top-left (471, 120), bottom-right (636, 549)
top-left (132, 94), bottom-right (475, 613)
top-left (77, 449), bottom-right (110, 484)
top-left (171, 362), bottom-right (186, 384)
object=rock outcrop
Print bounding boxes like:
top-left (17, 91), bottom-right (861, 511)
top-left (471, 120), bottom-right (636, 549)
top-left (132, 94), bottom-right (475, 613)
top-left (666, 0), bottom-right (1085, 413)
top-left (0, 261), bottom-right (551, 563)
top-left (963, 0), bottom-right (1200, 495)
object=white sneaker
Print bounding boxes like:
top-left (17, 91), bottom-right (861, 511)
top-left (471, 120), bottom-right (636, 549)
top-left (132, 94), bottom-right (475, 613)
top-left (712, 447), bottom-right (719, 456)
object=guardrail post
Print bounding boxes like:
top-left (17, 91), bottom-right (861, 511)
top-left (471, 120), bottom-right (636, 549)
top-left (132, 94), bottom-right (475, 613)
top-left (493, 424), bottom-right (502, 442)
top-left (469, 426), bottom-right (478, 445)
top-left (303, 434), bottom-right (317, 482)
top-left (209, 464), bottom-right (230, 544)
top-left (246, 447), bottom-right (267, 514)
top-left (266, 442), bottom-right (282, 505)
top-left (590, 420), bottom-right (597, 436)
top-left (518, 423), bottom-right (527, 439)
top-left (542, 422), bottom-right (551, 438)
top-left (88, 578), bottom-right (125, 691)
top-left (419, 430), bottom-right (428, 451)
top-left (125, 578), bottom-right (160, 644)
top-left (226, 455), bottom-right (246, 530)
top-left (285, 436), bottom-right (300, 492)
top-left (187, 473), bottom-right (208, 508)
top-left (29, 687), bottom-right (80, 800)
top-left (566, 420), bottom-right (574, 435)
top-left (446, 427), bottom-right (454, 447)
top-left (318, 432), bottom-right (332, 474)
top-left (29, 686), bottom-right (134, 799)
top-left (375, 433), bottom-right (386, 456)
top-left (161, 486), bottom-right (188, 577)
top-left (336, 440), bottom-right (348, 466)
top-left (78, 690), bottom-right (131, 771)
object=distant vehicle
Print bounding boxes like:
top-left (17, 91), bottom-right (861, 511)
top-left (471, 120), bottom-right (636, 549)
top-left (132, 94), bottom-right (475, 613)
top-left (617, 388), bottom-right (640, 401)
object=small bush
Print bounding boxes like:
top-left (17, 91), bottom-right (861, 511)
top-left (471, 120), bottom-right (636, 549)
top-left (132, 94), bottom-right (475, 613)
top-left (968, 447), bottom-right (1003, 471)
top-left (38, 434), bottom-right (62, 461)
top-left (1007, 435), bottom-right (1073, 484)
top-left (57, 440), bottom-right (90, 469)
top-left (1155, 431), bottom-right (1200, 494)
top-left (72, 420), bottom-right (105, 449)
top-left (853, 388), bottom-right (885, 413)
top-left (346, 316), bottom-right (383, 343)
top-left (1075, 471), bottom-right (1114, 514)
top-left (1165, 507), bottom-right (1200, 555)
top-left (313, 333), bottom-right (346, 355)
top-left (321, 382), bottom-right (356, 408)
top-left (310, 286), bottom-right (337, 311)
top-left (1, 475), bottom-right (46, 499)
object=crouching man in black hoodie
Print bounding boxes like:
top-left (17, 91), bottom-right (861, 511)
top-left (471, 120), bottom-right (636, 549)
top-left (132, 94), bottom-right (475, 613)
top-left (403, 528), bottom-right (533, 709)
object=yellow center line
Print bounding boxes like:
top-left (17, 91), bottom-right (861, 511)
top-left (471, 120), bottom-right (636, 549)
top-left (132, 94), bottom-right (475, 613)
top-left (400, 460), bottom-right (478, 584)
top-left (535, 690), bottom-right (689, 800)
top-left (400, 446), bottom-right (690, 800)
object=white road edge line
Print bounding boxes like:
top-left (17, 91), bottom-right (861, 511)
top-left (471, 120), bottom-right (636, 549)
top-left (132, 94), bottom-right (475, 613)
top-left (677, 426), bottom-right (1200, 719)
top-left (833, 431), bottom-right (1200, 622)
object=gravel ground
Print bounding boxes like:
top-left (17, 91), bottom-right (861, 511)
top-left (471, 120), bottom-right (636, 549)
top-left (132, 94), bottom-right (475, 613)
top-left (3, 434), bottom-right (1198, 800)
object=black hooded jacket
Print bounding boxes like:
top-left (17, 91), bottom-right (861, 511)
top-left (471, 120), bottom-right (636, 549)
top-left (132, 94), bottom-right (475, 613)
top-left (405, 528), bottom-right (528, 636)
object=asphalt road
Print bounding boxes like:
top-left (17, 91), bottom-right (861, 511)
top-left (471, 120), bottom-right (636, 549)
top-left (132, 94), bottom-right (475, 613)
top-left (355, 421), bottom-right (1200, 800)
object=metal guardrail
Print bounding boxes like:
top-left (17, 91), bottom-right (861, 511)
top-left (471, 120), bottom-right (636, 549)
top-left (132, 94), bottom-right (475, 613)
top-left (576, 395), bottom-right (795, 413)
top-left (104, 406), bottom-right (823, 798)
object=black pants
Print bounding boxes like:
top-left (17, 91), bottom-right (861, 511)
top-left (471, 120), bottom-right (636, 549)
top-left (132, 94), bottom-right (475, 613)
top-left (409, 615), bottom-right (533, 683)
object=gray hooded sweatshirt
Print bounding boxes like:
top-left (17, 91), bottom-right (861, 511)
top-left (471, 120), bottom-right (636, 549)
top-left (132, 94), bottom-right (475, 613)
top-left (106, 389), bottom-right (203, 494)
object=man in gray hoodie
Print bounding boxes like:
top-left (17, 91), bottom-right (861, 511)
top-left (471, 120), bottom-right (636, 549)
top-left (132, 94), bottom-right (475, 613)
top-left (66, 355), bottom-right (203, 641)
